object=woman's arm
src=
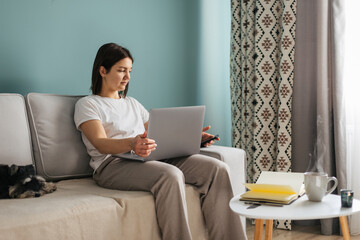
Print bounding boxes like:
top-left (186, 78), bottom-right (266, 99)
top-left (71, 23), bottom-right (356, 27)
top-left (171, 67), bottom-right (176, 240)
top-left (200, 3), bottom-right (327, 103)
top-left (79, 120), bottom-right (156, 157)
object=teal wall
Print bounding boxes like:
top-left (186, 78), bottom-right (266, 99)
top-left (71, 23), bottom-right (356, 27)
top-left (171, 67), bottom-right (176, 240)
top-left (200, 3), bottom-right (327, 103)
top-left (198, 0), bottom-right (232, 146)
top-left (0, 0), bottom-right (232, 146)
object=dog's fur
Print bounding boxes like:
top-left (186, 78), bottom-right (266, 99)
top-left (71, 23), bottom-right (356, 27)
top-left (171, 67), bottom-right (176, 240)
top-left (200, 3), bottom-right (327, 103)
top-left (0, 164), bottom-right (56, 199)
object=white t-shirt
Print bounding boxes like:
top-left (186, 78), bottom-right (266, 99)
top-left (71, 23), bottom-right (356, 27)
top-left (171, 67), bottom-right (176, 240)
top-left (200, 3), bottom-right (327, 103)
top-left (74, 95), bottom-right (149, 171)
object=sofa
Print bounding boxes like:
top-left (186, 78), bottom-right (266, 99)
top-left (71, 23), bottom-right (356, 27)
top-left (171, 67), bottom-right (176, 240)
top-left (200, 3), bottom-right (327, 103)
top-left (0, 93), bottom-right (246, 240)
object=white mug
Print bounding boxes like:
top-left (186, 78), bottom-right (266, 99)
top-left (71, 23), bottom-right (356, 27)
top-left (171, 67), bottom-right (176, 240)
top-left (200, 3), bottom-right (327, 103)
top-left (304, 172), bottom-right (338, 202)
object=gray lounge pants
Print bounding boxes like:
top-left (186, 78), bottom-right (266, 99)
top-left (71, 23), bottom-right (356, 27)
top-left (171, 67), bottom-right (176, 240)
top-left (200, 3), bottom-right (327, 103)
top-left (93, 153), bottom-right (247, 240)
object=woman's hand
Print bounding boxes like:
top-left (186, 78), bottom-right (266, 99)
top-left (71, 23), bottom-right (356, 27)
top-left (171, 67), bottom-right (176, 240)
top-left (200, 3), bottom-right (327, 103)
top-left (133, 131), bottom-right (157, 157)
top-left (201, 126), bottom-right (220, 147)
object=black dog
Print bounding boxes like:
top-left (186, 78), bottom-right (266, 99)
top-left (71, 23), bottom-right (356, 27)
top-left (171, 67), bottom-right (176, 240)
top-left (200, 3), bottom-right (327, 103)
top-left (0, 164), bottom-right (56, 199)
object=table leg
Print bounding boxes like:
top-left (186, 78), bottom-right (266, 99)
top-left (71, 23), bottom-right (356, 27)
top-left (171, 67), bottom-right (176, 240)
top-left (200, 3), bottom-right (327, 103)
top-left (265, 220), bottom-right (273, 240)
top-left (339, 216), bottom-right (351, 240)
top-left (254, 219), bottom-right (264, 240)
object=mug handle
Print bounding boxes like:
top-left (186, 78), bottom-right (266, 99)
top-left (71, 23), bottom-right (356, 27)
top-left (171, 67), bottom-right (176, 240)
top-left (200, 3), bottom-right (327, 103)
top-left (325, 177), bottom-right (338, 196)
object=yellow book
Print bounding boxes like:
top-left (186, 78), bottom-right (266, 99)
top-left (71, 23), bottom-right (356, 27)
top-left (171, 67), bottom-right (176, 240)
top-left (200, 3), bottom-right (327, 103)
top-left (240, 171), bottom-right (305, 205)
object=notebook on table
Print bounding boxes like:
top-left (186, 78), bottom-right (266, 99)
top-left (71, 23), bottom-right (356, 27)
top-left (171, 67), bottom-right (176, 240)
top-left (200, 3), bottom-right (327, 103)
top-left (112, 105), bottom-right (205, 162)
top-left (240, 171), bottom-right (305, 205)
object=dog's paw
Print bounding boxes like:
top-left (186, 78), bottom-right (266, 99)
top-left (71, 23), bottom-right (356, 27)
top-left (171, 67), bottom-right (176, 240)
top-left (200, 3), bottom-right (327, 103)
top-left (17, 190), bottom-right (42, 199)
top-left (42, 182), bottom-right (57, 194)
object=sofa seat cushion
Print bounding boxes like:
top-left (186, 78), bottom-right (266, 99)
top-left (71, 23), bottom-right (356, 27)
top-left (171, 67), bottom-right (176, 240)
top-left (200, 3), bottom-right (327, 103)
top-left (0, 189), bottom-right (123, 240)
top-left (57, 178), bottom-right (208, 240)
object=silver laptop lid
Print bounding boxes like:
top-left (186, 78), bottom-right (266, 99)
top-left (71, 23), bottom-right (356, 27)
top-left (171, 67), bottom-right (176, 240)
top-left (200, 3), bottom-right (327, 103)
top-left (145, 105), bottom-right (205, 160)
top-left (113, 105), bottom-right (205, 161)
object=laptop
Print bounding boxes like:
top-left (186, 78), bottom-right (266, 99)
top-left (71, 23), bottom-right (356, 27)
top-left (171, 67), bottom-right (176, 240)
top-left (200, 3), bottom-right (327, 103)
top-left (112, 105), bottom-right (205, 161)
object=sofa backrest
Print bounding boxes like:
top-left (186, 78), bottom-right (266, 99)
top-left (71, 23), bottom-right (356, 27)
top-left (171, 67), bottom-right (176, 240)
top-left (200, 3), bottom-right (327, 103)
top-left (0, 94), bottom-right (34, 166)
top-left (26, 93), bottom-right (92, 181)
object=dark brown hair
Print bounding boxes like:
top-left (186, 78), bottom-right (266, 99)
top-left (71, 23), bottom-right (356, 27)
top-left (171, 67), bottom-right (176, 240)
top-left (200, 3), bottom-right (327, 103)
top-left (91, 43), bottom-right (133, 97)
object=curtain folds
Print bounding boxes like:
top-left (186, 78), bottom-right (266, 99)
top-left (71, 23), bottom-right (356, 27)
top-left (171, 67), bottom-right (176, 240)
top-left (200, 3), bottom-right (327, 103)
top-left (232, 0), bottom-right (359, 236)
top-left (292, 0), bottom-right (350, 235)
top-left (230, 0), bottom-right (297, 230)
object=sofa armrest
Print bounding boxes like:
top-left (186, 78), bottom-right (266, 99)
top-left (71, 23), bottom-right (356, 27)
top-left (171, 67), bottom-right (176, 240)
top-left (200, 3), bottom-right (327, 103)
top-left (200, 145), bottom-right (246, 196)
top-left (200, 145), bottom-right (247, 230)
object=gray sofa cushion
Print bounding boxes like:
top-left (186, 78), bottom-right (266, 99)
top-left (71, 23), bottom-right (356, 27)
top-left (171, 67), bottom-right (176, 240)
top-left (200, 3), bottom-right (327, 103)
top-left (26, 93), bottom-right (92, 180)
top-left (0, 94), bottom-right (33, 166)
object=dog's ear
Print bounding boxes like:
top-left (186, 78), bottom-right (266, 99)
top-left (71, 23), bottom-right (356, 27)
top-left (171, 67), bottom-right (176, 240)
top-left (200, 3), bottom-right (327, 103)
top-left (0, 164), bottom-right (10, 176)
top-left (9, 165), bottom-right (19, 176)
top-left (24, 165), bottom-right (36, 175)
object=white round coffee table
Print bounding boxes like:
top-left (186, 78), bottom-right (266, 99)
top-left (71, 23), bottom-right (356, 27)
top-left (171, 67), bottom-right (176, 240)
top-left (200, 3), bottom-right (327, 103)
top-left (230, 194), bottom-right (360, 240)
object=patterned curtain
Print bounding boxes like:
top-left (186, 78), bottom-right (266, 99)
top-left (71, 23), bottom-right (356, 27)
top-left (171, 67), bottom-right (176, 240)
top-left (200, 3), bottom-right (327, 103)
top-left (230, 0), bottom-right (297, 230)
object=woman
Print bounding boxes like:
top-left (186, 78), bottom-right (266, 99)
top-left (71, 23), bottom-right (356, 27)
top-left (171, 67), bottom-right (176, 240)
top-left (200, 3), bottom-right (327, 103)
top-left (74, 43), bottom-right (247, 240)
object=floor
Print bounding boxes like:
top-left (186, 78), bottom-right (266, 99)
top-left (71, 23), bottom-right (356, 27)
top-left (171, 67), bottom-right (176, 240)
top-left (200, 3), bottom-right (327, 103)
top-left (246, 220), bottom-right (360, 239)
